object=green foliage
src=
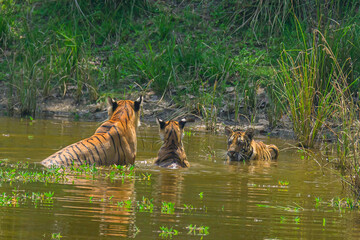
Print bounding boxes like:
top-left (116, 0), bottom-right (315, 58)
top-left (1, 0), bottom-right (278, 119)
top-left (1, 0), bottom-right (360, 144)
top-left (0, 189), bottom-right (55, 208)
top-left (161, 201), bottom-right (175, 214)
top-left (278, 180), bottom-right (289, 186)
top-left (159, 226), bottom-right (178, 239)
top-left (199, 192), bottom-right (204, 200)
top-left (186, 224), bottom-right (209, 236)
top-left (274, 17), bottom-right (357, 147)
top-left (51, 233), bottom-right (63, 240)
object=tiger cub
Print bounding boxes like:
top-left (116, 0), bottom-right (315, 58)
top-left (41, 96), bottom-right (143, 167)
top-left (155, 118), bottom-right (190, 168)
top-left (225, 126), bottom-right (279, 161)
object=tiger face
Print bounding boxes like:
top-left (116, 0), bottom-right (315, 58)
top-left (155, 118), bottom-right (189, 168)
top-left (225, 126), bottom-right (255, 161)
top-left (225, 126), bottom-right (279, 161)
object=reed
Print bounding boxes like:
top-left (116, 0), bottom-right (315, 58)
top-left (274, 12), bottom-right (360, 195)
top-left (274, 11), bottom-right (356, 148)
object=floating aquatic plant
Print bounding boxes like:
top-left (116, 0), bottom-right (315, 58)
top-left (161, 201), bottom-right (175, 214)
top-left (186, 224), bottom-right (209, 236)
top-left (159, 226), bottom-right (178, 239)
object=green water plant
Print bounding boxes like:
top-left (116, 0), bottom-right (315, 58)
top-left (205, 146), bottom-right (216, 161)
top-left (186, 224), bottom-right (209, 236)
top-left (159, 226), bottom-right (178, 239)
top-left (161, 201), bottom-right (175, 214)
top-left (315, 197), bottom-right (322, 208)
top-left (183, 204), bottom-right (194, 213)
top-left (256, 204), bottom-right (301, 213)
top-left (115, 196), bottom-right (154, 213)
top-left (0, 190), bottom-right (55, 208)
top-left (278, 180), bottom-right (289, 186)
top-left (0, 161), bottom-right (145, 189)
top-left (184, 130), bottom-right (192, 137)
top-left (117, 200), bottom-right (132, 211)
top-left (199, 192), bottom-right (204, 200)
top-left (132, 225), bottom-right (141, 238)
top-left (141, 173), bottom-right (152, 181)
top-left (330, 197), bottom-right (360, 211)
top-left (137, 197), bottom-right (154, 213)
top-left (51, 233), bottom-right (63, 240)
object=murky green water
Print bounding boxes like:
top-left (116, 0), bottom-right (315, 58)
top-left (0, 117), bottom-right (360, 239)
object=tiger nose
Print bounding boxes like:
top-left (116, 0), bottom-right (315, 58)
top-left (227, 151), bottom-right (236, 158)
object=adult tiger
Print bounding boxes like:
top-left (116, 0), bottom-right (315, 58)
top-left (41, 96), bottom-right (143, 168)
top-left (155, 118), bottom-right (190, 168)
top-left (225, 126), bottom-right (279, 161)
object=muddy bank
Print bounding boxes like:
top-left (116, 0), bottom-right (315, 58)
top-left (0, 83), bottom-right (295, 139)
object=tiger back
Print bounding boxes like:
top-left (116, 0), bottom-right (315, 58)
top-left (155, 118), bottom-right (190, 169)
top-left (41, 96), bottom-right (143, 168)
top-left (225, 126), bottom-right (279, 161)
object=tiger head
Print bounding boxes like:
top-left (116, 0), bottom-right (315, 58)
top-left (106, 96), bottom-right (143, 127)
top-left (225, 126), bottom-right (255, 161)
top-left (155, 118), bottom-right (189, 168)
top-left (157, 118), bottom-right (187, 145)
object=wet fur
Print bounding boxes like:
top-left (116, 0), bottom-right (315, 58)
top-left (41, 96), bottom-right (142, 167)
top-left (155, 119), bottom-right (189, 168)
top-left (225, 126), bottom-right (279, 161)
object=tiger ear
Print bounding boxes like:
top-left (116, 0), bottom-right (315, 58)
top-left (134, 96), bottom-right (143, 112)
top-left (156, 118), bottom-right (166, 129)
top-left (225, 126), bottom-right (233, 136)
top-left (106, 97), bottom-right (117, 116)
top-left (178, 118), bottom-right (187, 129)
top-left (245, 128), bottom-right (255, 140)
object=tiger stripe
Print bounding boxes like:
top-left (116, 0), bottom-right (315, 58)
top-left (86, 140), bottom-right (102, 165)
top-left (92, 136), bottom-right (108, 164)
top-left (41, 96), bottom-right (142, 168)
top-left (225, 126), bottom-right (279, 161)
top-left (74, 145), bottom-right (86, 165)
top-left (155, 118), bottom-right (190, 168)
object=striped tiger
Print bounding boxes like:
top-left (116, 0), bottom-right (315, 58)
top-left (41, 96), bottom-right (143, 167)
top-left (225, 126), bottom-right (279, 161)
top-left (155, 118), bottom-right (190, 168)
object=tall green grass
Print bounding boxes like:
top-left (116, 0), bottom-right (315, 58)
top-left (1, 0), bottom-right (359, 126)
top-left (0, 0), bottom-right (279, 119)
top-left (1, 0), bottom-right (153, 115)
top-left (275, 35), bottom-right (333, 147)
top-left (273, 12), bottom-right (360, 195)
top-left (274, 6), bottom-right (359, 147)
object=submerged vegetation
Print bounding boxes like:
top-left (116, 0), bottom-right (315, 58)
top-left (0, 161), bottom-right (142, 184)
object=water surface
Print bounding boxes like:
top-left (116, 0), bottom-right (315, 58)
top-left (0, 117), bottom-right (359, 239)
